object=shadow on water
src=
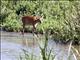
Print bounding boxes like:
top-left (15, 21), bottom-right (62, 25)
top-left (1, 31), bottom-right (80, 60)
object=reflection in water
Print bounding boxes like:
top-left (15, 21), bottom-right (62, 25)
top-left (1, 31), bottom-right (80, 60)
top-left (21, 33), bottom-right (39, 47)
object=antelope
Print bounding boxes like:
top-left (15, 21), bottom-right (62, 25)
top-left (22, 16), bottom-right (42, 35)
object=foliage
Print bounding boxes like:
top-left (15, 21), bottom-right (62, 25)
top-left (0, 1), bottom-right (80, 43)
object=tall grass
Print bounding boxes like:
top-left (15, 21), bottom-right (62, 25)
top-left (19, 30), bottom-right (55, 60)
top-left (39, 30), bottom-right (55, 60)
top-left (18, 30), bottom-right (80, 60)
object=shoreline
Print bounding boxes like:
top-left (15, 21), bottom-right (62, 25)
top-left (1, 31), bottom-right (80, 45)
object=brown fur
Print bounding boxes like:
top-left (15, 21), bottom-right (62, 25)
top-left (22, 16), bottom-right (41, 34)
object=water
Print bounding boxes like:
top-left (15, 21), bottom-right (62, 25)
top-left (1, 31), bottom-right (80, 60)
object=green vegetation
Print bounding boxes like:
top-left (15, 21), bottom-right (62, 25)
top-left (0, 1), bottom-right (80, 44)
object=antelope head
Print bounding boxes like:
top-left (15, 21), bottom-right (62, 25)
top-left (34, 16), bottom-right (43, 24)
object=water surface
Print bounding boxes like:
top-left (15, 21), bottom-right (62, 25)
top-left (1, 31), bottom-right (80, 60)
